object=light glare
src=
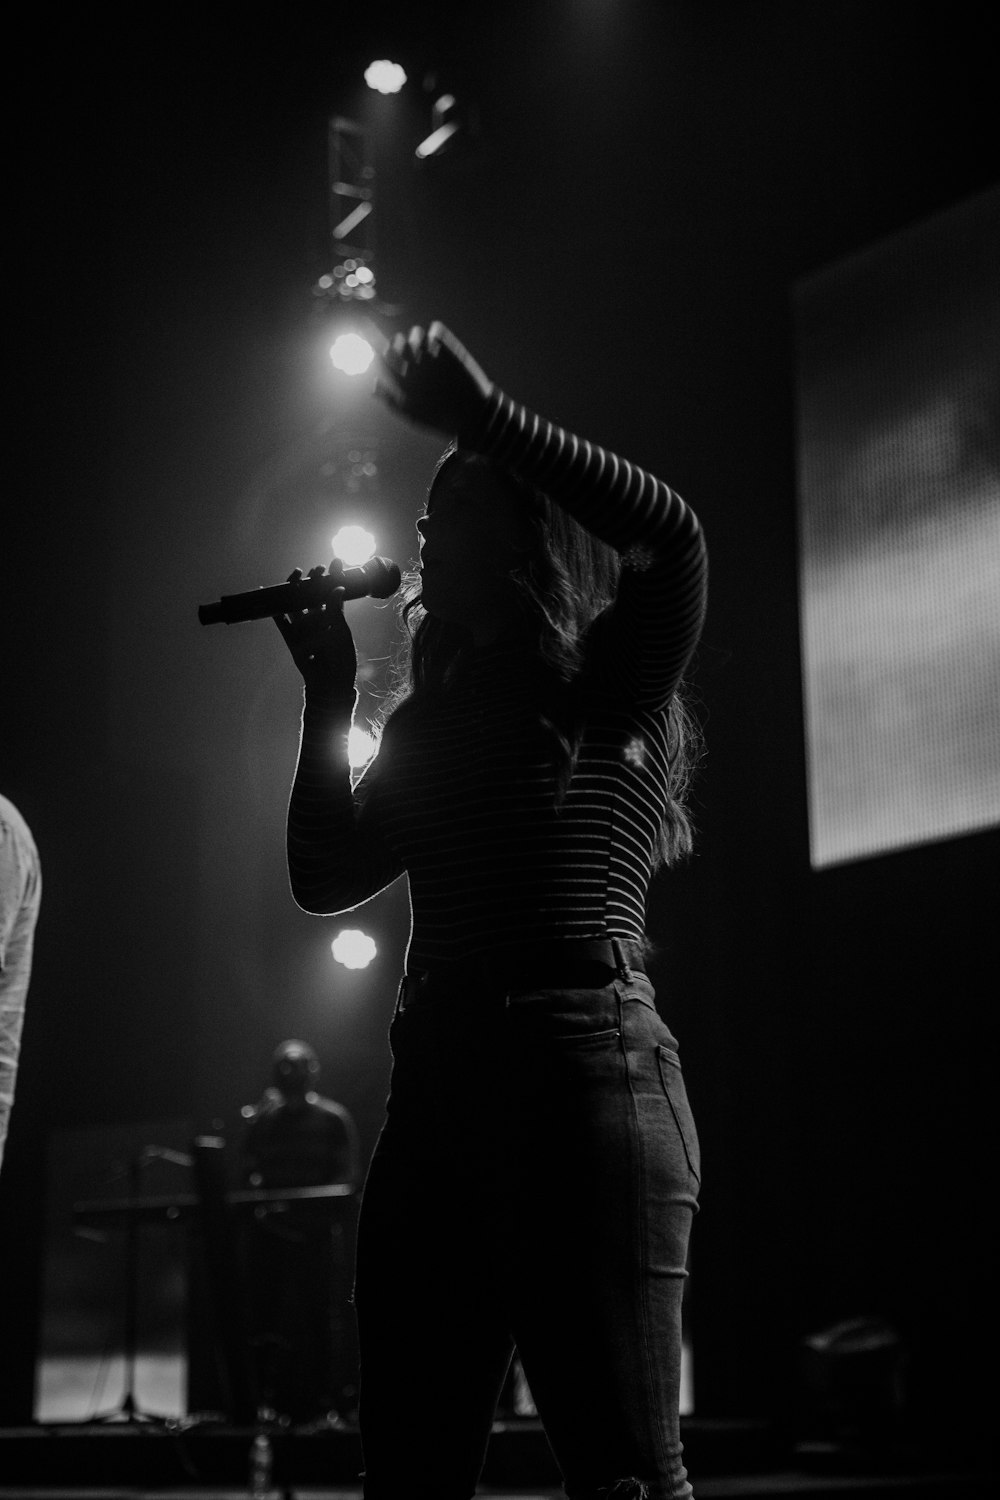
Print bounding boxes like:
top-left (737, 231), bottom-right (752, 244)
top-left (365, 60), bottom-right (407, 94)
top-left (348, 726), bottom-right (378, 769)
top-left (332, 524), bottom-right (377, 566)
top-left (330, 333), bottom-right (375, 375)
top-left (331, 929), bottom-right (378, 969)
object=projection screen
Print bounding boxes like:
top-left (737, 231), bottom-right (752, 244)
top-left (794, 188), bottom-right (1000, 869)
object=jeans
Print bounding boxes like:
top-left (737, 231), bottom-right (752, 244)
top-left (354, 967), bottom-right (700, 1499)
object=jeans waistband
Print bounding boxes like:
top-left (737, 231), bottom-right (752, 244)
top-left (398, 937), bottom-right (647, 1013)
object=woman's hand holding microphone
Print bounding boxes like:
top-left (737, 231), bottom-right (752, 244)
top-left (272, 562), bottom-right (358, 698)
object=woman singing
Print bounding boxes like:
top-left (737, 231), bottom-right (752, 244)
top-left (275, 323), bottom-right (708, 1500)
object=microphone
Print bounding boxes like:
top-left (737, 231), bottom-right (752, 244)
top-left (198, 556), bottom-right (402, 625)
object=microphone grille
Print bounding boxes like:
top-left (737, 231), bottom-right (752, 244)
top-left (366, 556), bottom-right (403, 599)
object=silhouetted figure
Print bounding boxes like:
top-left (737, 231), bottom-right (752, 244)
top-left (274, 323), bottom-right (706, 1498)
top-left (241, 1039), bottom-right (360, 1423)
top-left (0, 794), bottom-right (41, 1175)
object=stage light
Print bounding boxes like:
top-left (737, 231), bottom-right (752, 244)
top-left (331, 929), bottom-right (378, 969)
top-left (332, 524), bottom-right (377, 566)
top-left (330, 332), bottom-right (375, 375)
top-left (317, 258), bottom-right (378, 302)
top-left (365, 60), bottom-right (407, 95)
top-left (348, 726), bottom-right (378, 769)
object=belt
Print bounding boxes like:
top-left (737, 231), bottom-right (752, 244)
top-left (397, 937), bottom-right (647, 1013)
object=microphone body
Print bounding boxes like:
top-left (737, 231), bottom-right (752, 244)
top-left (198, 556), bottom-right (402, 625)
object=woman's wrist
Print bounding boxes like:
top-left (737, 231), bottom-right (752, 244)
top-left (456, 384), bottom-right (506, 452)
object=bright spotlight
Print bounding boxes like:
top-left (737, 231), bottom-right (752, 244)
top-left (365, 59), bottom-right (407, 95)
top-left (331, 929), bottom-right (378, 969)
top-left (332, 524), bottom-right (377, 566)
top-left (330, 332), bottom-right (375, 376)
top-left (348, 726), bottom-right (378, 769)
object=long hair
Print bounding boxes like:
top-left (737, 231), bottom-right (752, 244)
top-left (378, 446), bottom-right (701, 865)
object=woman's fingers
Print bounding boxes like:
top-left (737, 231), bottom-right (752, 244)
top-left (275, 564), bottom-right (345, 632)
top-left (305, 564), bottom-right (326, 606)
top-left (373, 321), bottom-right (489, 433)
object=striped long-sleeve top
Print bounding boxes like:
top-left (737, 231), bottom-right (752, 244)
top-left (286, 388), bottom-right (708, 972)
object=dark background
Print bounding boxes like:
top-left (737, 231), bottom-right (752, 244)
top-left (3, 0), bottom-right (996, 1451)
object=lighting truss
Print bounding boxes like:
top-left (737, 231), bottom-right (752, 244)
top-left (315, 115), bottom-right (378, 303)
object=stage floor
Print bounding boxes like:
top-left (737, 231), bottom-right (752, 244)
top-left (0, 1480), bottom-right (993, 1499)
top-left (0, 1419), bottom-right (992, 1500)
